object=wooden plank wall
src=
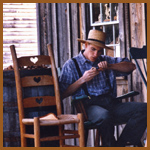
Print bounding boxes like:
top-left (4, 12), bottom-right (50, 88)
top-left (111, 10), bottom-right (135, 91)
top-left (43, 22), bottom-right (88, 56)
top-left (38, 3), bottom-right (91, 68)
top-left (3, 3), bottom-right (38, 70)
top-left (129, 3), bottom-right (147, 102)
top-left (37, 3), bottom-right (147, 146)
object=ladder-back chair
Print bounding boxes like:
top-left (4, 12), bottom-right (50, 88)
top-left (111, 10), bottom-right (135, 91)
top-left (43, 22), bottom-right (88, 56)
top-left (10, 44), bottom-right (85, 147)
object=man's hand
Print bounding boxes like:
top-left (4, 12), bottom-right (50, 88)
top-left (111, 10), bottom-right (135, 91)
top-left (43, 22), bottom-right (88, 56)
top-left (81, 67), bottom-right (99, 82)
top-left (97, 61), bottom-right (108, 71)
top-left (61, 67), bottom-right (100, 99)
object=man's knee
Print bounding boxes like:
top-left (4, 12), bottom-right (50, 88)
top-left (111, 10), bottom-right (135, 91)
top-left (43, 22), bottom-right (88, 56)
top-left (100, 110), bottom-right (112, 124)
top-left (87, 105), bottom-right (112, 124)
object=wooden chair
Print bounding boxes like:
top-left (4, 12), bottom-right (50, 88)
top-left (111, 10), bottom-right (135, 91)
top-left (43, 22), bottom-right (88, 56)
top-left (72, 89), bottom-right (140, 147)
top-left (72, 97), bottom-right (102, 146)
top-left (10, 44), bottom-right (85, 147)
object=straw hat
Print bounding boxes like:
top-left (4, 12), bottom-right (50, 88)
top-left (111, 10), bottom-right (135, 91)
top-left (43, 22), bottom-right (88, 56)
top-left (77, 29), bottom-right (113, 50)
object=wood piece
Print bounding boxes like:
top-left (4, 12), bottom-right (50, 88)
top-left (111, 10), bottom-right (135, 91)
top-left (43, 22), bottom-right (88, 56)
top-left (34, 117), bottom-right (40, 147)
top-left (21, 75), bottom-right (54, 87)
top-left (17, 55), bottom-right (51, 67)
top-left (23, 96), bottom-right (56, 108)
top-left (24, 134), bottom-right (34, 139)
top-left (40, 134), bottom-right (80, 142)
top-left (77, 113), bottom-right (85, 147)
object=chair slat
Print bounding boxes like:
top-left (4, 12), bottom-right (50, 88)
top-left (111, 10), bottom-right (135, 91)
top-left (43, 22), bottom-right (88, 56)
top-left (23, 96), bottom-right (56, 108)
top-left (134, 59), bottom-right (147, 87)
top-left (21, 75), bottom-right (54, 87)
top-left (24, 134), bottom-right (35, 139)
top-left (130, 46), bottom-right (147, 59)
top-left (40, 135), bottom-right (80, 142)
top-left (17, 55), bottom-right (51, 67)
top-left (129, 45), bottom-right (147, 88)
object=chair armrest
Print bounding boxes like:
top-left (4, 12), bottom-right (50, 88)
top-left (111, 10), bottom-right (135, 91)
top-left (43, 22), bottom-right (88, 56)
top-left (115, 91), bottom-right (139, 101)
top-left (71, 97), bottom-right (89, 121)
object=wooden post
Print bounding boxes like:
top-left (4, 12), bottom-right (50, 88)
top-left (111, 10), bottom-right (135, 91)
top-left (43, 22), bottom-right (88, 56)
top-left (77, 113), bottom-right (85, 147)
top-left (34, 117), bottom-right (40, 147)
top-left (59, 125), bottom-right (65, 147)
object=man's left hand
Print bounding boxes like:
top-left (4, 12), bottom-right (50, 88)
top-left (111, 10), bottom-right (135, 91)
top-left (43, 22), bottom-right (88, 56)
top-left (97, 61), bottom-right (108, 71)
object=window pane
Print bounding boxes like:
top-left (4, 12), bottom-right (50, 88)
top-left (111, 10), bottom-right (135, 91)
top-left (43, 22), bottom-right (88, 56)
top-left (105, 25), bottom-right (113, 45)
top-left (115, 24), bottom-right (119, 44)
top-left (111, 3), bottom-right (119, 21)
top-left (103, 3), bottom-right (110, 22)
top-left (92, 3), bottom-right (100, 23)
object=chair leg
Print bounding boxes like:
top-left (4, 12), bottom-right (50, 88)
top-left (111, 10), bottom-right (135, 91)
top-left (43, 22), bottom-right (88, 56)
top-left (84, 129), bottom-right (89, 147)
top-left (20, 124), bottom-right (27, 147)
top-left (59, 125), bottom-right (65, 147)
top-left (95, 129), bottom-right (100, 147)
top-left (136, 141), bottom-right (144, 147)
top-left (34, 117), bottom-right (40, 147)
top-left (77, 113), bottom-right (85, 147)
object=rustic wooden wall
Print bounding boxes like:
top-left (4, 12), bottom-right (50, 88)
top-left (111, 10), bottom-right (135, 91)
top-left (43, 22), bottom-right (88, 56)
top-left (38, 3), bottom-right (78, 67)
top-left (37, 3), bottom-right (147, 145)
top-left (129, 3), bottom-right (147, 102)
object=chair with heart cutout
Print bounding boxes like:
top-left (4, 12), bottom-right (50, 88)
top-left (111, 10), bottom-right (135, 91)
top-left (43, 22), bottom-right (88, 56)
top-left (10, 44), bottom-right (85, 147)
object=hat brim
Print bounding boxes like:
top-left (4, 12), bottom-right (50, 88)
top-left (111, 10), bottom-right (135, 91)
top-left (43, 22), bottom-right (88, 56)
top-left (77, 38), bottom-right (113, 50)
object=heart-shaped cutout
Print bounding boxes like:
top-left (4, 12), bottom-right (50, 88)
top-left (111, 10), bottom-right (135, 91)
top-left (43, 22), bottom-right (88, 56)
top-left (36, 98), bottom-right (43, 104)
top-left (30, 57), bottom-right (38, 64)
top-left (33, 77), bottom-right (41, 83)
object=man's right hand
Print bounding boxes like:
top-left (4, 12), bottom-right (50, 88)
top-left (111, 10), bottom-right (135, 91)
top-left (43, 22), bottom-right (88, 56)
top-left (81, 67), bottom-right (100, 82)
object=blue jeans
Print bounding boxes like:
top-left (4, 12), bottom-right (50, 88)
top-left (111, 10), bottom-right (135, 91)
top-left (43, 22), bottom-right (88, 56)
top-left (83, 95), bottom-right (147, 147)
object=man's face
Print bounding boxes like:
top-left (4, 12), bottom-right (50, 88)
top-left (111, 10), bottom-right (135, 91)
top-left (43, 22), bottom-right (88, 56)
top-left (83, 43), bottom-right (103, 62)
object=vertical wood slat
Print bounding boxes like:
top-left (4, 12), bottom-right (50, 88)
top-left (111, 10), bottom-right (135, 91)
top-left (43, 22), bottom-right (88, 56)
top-left (51, 3), bottom-right (59, 68)
top-left (129, 3), bottom-right (147, 102)
top-left (46, 3), bottom-right (52, 46)
top-left (39, 3), bottom-right (47, 56)
top-left (71, 3), bottom-right (80, 57)
top-left (124, 3), bottom-right (132, 96)
top-left (80, 3), bottom-right (90, 50)
top-left (34, 117), bottom-right (40, 147)
top-left (79, 3), bottom-right (83, 50)
top-left (57, 3), bottom-right (68, 67)
top-left (36, 3), bottom-right (41, 55)
top-left (67, 3), bottom-right (72, 60)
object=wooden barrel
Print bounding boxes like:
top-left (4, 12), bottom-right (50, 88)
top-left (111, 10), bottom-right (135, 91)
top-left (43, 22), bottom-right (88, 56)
top-left (3, 68), bottom-right (59, 147)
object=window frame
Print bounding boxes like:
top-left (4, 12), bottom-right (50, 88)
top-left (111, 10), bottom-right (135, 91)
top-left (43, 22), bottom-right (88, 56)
top-left (89, 3), bottom-right (125, 58)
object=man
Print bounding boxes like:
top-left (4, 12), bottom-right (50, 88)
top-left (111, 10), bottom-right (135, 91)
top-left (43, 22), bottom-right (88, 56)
top-left (59, 29), bottom-right (147, 147)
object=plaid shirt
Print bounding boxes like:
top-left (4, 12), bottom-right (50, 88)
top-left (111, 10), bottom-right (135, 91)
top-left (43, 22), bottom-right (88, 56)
top-left (59, 50), bottom-right (130, 99)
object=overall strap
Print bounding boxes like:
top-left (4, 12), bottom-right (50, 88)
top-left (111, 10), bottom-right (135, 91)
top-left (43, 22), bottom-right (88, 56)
top-left (100, 56), bottom-right (112, 93)
top-left (72, 58), bottom-right (91, 98)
